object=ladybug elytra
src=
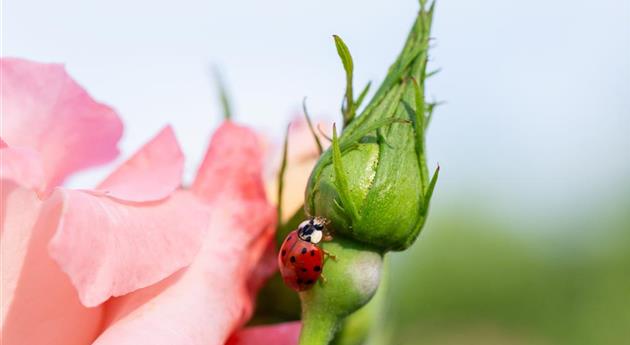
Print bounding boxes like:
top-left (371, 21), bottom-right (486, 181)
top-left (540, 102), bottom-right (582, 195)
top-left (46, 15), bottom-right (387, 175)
top-left (278, 217), bottom-right (335, 291)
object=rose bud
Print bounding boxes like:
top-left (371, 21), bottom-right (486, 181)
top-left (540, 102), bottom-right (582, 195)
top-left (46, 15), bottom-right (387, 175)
top-left (296, 2), bottom-right (439, 344)
top-left (305, 2), bottom-right (439, 253)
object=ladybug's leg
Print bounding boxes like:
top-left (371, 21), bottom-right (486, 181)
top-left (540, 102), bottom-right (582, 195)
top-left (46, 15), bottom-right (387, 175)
top-left (322, 249), bottom-right (337, 261)
top-left (319, 273), bottom-right (328, 285)
top-left (322, 228), bottom-right (334, 242)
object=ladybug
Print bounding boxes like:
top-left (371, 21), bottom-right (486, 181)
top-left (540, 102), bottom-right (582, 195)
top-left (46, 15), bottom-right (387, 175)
top-left (278, 217), bottom-right (335, 291)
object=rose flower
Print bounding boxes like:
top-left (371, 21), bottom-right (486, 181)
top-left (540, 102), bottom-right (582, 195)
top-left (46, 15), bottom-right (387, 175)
top-left (1, 58), bottom-right (302, 345)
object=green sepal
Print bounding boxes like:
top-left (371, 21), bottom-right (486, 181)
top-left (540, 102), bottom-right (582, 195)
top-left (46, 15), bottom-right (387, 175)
top-left (426, 68), bottom-right (441, 79)
top-left (303, 98), bottom-right (324, 154)
top-left (333, 35), bottom-right (356, 126)
top-left (331, 124), bottom-right (360, 226)
top-left (276, 124), bottom-right (290, 226)
top-left (411, 78), bottom-right (429, 191)
top-left (423, 164), bottom-right (440, 214)
top-left (354, 81), bottom-right (372, 112)
top-left (425, 100), bottom-right (444, 129)
top-left (212, 66), bottom-right (233, 121)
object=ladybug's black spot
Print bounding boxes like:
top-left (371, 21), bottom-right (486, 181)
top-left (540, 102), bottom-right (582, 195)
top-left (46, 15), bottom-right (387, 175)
top-left (301, 247), bottom-right (307, 254)
top-left (310, 250), bottom-right (315, 256)
top-left (301, 268), bottom-right (307, 272)
top-left (290, 256), bottom-right (296, 263)
top-left (306, 279), bottom-right (314, 285)
top-left (281, 250), bottom-right (286, 257)
top-left (313, 266), bottom-right (321, 272)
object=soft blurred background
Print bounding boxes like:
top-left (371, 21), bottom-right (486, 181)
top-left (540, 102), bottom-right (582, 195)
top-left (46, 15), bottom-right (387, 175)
top-left (4, 0), bottom-right (629, 344)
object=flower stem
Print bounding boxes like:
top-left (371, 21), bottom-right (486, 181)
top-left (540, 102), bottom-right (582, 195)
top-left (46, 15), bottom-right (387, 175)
top-left (299, 309), bottom-right (340, 345)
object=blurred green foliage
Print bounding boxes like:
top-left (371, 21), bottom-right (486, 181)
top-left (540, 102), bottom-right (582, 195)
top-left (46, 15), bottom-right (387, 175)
top-left (384, 190), bottom-right (630, 345)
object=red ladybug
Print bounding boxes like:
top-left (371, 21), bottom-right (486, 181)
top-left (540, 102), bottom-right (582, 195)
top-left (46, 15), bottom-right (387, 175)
top-left (278, 217), bottom-right (334, 291)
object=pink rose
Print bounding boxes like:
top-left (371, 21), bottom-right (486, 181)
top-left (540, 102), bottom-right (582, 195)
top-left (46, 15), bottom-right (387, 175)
top-left (1, 58), bottom-right (301, 344)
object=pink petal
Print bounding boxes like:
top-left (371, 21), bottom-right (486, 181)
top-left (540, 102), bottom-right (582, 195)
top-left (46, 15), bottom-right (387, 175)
top-left (194, 121), bottom-right (279, 295)
top-left (192, 122), bottom-right (268, 203)
top-left (96, 126), bottom-right (184, 202)
top-left (0, 58), bottom-right (123, 193)
top-left (226, 322), bottom-right (301, 345)
top-left (1, 183), bottom-right (103, 344)
top-left (93, 122), bottom-right (276, 345)
top-left (0, 141), bottom-right (45, 193)
top-left (48, 189), bottom-right (210, 307)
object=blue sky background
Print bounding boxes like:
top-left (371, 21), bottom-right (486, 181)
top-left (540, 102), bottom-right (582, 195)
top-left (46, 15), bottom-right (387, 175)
top-left (3, 0), bottom-right (629, 233)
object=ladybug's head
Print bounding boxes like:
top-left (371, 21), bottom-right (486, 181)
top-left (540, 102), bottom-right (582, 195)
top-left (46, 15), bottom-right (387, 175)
top-left (297, 217), bottom-right (326, 244)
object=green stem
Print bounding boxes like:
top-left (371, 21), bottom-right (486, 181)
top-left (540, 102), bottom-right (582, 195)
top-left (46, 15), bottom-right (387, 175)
top-left (299, 310), bottom-right (340, 345)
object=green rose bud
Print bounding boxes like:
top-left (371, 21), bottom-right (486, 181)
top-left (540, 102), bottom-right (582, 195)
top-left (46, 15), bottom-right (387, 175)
top-left (305, 2), bottom-right (439, 252)
top-left (235, 5), bottom-right (438, 343)
top-left (293, 2), bottom-right (439, 344)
